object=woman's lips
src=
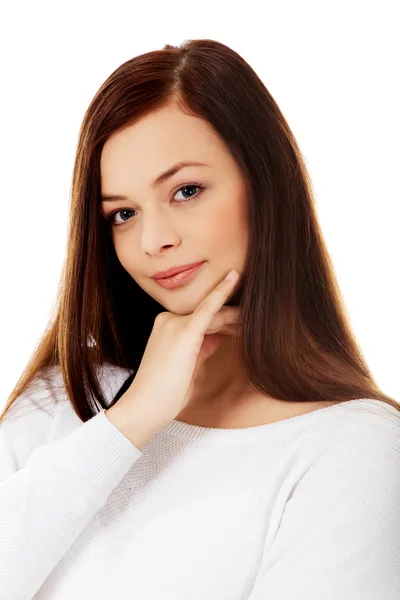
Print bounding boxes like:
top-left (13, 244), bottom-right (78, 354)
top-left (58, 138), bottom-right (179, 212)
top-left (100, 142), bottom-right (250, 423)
top-left (152, 261), bottom-right (206, 289)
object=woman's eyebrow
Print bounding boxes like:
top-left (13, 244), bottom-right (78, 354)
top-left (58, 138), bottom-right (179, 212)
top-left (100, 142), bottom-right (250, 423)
top-left (101, 160), bottom-right (209, 203)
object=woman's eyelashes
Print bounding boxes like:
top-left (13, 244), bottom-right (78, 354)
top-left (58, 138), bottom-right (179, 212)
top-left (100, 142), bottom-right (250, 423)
top-left (105, 183), bottom-right (206, 227)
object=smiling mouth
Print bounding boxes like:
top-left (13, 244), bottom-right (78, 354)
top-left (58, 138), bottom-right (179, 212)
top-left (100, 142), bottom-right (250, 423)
top-left (152, 262), bottom-right (206, 289)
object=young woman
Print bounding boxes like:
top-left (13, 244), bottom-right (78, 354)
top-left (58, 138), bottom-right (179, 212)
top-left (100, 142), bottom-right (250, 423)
top-left (1, 39), bottom-right (399, 600)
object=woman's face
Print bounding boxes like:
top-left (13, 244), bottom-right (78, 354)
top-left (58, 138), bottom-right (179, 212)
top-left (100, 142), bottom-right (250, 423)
top-left (100, 101), bottom-right (249, 315)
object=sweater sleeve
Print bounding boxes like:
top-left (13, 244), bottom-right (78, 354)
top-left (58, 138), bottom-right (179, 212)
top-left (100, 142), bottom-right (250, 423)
top-left (247, 409), bottom-right (400, 600)
top-left (0, 406), bottom-right (142, 600)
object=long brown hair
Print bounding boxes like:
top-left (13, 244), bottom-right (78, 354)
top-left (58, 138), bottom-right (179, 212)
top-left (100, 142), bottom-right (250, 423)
top-left (1, 38), bottom-right (398, 426)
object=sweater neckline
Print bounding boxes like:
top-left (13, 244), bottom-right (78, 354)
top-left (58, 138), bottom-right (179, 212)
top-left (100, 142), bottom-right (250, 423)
top-left (160, 399), bottom-right (379, 443)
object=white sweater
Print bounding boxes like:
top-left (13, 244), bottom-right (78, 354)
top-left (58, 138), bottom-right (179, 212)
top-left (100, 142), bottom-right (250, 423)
top-left (0, 362), bottom-right (399, 600)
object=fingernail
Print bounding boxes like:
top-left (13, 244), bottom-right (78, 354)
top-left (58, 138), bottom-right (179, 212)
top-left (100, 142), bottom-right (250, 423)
top-left (225, 269), bottom-right (237, 281)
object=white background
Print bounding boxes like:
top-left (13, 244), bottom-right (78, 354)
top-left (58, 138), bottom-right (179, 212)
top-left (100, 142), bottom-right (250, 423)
top-left (0, 0), bottom-right (398, 410)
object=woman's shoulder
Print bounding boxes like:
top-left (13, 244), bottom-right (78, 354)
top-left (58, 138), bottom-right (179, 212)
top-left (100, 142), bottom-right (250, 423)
top-left (303, 398), bottom-right (400, 465)
top-left (2, 361), bottom-right (134, 424)
top-left (0, 361), bottom-right (135, 474)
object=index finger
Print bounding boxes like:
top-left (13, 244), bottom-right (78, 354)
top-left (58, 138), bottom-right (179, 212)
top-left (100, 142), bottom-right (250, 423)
top-left (190, 269), bottom-right (239, 331)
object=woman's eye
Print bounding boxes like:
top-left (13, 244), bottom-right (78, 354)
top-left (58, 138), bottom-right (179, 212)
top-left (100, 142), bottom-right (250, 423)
top-left (174, 184), bottom-right (203, 202)
top-left (106, 184), bottom-right (205, 227)
top-left (107, 208), bottom-right (136, 226)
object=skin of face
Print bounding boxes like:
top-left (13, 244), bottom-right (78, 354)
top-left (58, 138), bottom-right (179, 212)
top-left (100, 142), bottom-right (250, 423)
top-left (100, 101), bottom-right (251, 409)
